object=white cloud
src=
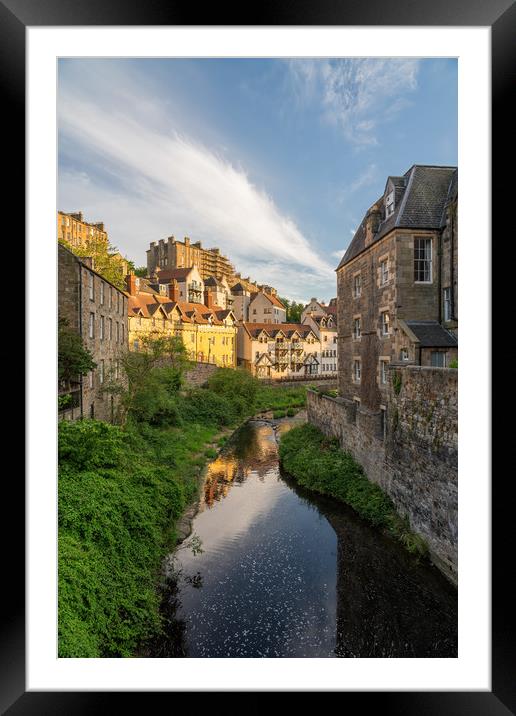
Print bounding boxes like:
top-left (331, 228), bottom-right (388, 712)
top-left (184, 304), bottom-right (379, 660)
top-left (58, 64), bottom-right (335, 300)
top-left (287, 58), bottom-right (420, 146)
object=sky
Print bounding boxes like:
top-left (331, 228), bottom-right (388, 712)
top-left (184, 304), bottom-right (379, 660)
top-left (58, 58), bottom-right (457, 303)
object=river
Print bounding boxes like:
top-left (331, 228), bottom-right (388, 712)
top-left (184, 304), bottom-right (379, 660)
top-left (149, 415), bottom-right (457, 658)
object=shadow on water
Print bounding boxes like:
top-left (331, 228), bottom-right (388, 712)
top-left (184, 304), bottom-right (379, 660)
top-left (148, 418), bottom-right (457, 658)
top-left (279, 471), bottom-right (458, 657)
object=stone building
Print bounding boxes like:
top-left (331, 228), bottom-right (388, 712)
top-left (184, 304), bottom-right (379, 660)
top-left (237, 323), bottom-right (320, 379)
top-left (336, 164), bottom-right (458, 413)
top-left (57, 211), bottom-right (109, 252)
top-left (58, 243), bottom-right (128, 422)
top-left (146, 236), bottom-right (235, 282)
top-left (125, 274), bottom-right (237, 367)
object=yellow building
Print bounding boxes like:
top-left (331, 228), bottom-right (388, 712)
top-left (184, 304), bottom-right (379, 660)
top-left (125, 275), bottom-right (237, 367)
top-left (57, 211), bottom-right (109, 251)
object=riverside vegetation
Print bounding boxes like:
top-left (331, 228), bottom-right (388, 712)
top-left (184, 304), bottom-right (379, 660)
top-left (279, 424), bottom-right (428, 557)
top-left (58, 334), bottom-right (307, 657)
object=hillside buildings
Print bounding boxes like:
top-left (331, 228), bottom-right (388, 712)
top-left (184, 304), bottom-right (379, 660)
top-left (58, 211), bottom-right (109, 251)
top-left (237, 323), bottom-right (320, 379)
top-left (125, 274), bottom-right (237, 367)
top-left (335, 164), bottom-right (458, 412)
top-left (58, 243), bottom-right (128, 422)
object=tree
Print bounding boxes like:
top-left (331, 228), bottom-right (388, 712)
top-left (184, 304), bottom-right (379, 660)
top-left (59, 236), bottom-right (131, 291)
top-left (58, 318), bottom-right (96, 388)
top-left (280, 297), bottom-right (304, 323)
top-left (104, 333), bottom-right (191, 425)
top-left (134, 266), bottom-right (147, 278)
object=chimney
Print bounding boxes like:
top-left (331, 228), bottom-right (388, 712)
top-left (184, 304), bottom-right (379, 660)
top-left (365, 204), bottom-right (382, 247)
top-left (168, 279), bottom-right (180, 303)
top-left (184, 237), bottom-right (190, 246)
top-left (204, 289), bottom-right (215, 309)
top-left (125, 273), bottom-right (139, 296)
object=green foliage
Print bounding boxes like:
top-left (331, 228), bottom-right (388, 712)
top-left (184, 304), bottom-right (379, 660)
top-left (449, 359), bottom-right (458, 369)
top-left (255, 384), bottom-right (307, 413)
top-left (58, 318), bottom-right (96, 384)
top-left (273, 409), bottom-right (286, 419)
top-left (279, 424), bottom-right (428, 557)
top-left (392, 371), bottom-right (403, 395)
top-left (134, 266), bottom-right (148, 277)
top-left (279, 296), bottom-right (304, 323)
top-left (58, 393), bottom-right (72, 409)
top-left (204, 448), bottom-right (218, 459)
top-left (58, 418), bottom-right (217, 657)
top-left (286, 407), bottom-right (296, 417)
top-left (60, 236), bottom-right (130, 291)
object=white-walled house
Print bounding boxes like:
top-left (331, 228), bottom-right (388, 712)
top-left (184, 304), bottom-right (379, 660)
top-left (248, 291), bottom-right (287, 324)
top-left (302, 313), bottom-right (338, 377)
top-left (237, 322), bottom-right (320, 379)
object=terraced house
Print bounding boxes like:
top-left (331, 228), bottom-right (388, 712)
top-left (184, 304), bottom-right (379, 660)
top-left (58, 243), bottom-right (128, 422)
top-left (336, 164), bottom-right (458, 413)
top-left (125, 274), bottom-right (237, 367)
top-left (301, 297), bottom-right (339, 378)
top-left (237, 323), bottom-right (320, 379)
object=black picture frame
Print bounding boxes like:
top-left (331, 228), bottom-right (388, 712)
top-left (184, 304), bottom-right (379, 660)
top-left (4, 0), bottom-right (507, 711)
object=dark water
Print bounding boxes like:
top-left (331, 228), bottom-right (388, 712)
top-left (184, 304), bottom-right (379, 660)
top-left (150, 417), bottom-right (457, 658)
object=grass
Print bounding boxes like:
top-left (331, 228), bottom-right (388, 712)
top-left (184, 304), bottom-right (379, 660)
top-left (279, 423), bottom-right (428, 558)
top-left (254, 384), bottom-right (307, 413)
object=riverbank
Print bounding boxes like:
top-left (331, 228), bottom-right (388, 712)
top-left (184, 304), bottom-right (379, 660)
top-left (278, 423), bottom-right (429, 558)
top-left (58, 373), bottom-right (308, 658)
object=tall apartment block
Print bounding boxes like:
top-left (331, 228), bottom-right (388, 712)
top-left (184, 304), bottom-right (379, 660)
top-left (58, 211), bottom-right (109, 251)
top-left (147, 236), bottom-right (235, 282)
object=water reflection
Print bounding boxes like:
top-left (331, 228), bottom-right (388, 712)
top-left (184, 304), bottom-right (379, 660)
top-left (150, 418), bottom-right (457, 658)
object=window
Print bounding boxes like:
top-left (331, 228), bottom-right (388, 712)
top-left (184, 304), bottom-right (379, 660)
top-left (353, 360), bottom-right (361, 383)
top-left (121, 324), bottom-right (124, 343)
top-left (353, 318), bottom-right (361, 340)
top-left (380, 311), bottom-right (390, 336)
top-left (414, 238), bottom-right (432, 282)
top-left (99, 360), bottom-right (105, 384)
top-left (134, 339), bottom-right (139, 351)
top-left (443, 287), bottom-right (452, 321)
top-left (400, 348), bottom-right (409, 361)
top-left (115, 360), bottom-right (119, 380)
top-left (110, 287), bottom-right (113, 309)
top-left (89, 312), bottom-right (95, 338)
top-left (100, 316), bottom-right (104, 340)
top-left (100, 282), bottom-right (104, 305)
top-left (385, 191), bottom-right (394, 217)
top-left (88, 272), bottom-right (94, 301)
top-left (380, 360), bottom-right (388, 385)
top-left (431, 351), bottom-right (447, 367)
top-left (109, 317), bottom-right (113, 340)
top-left (353, 274), bottom-right (361, 298)
top-left (380, 259), bottom-right (389, 285)
top-left (116, 322), bottom-right (120, 342)
top-left (89, 371), bottom-right (93, 388)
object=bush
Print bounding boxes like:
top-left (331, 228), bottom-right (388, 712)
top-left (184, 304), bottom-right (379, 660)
top-left (286, 407), bottom-right (296, 417)
top-left (180, 388), bottom-right (238, 427)
top-left (273, 409), bottom-right (286, 419)
top-left (207, 368), bottom-right (260, 407)
top-left (58, 418), bottom-right (217, 657)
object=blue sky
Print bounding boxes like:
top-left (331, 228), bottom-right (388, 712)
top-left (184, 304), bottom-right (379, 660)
top-left (58, 58), bottom-right (457, 302)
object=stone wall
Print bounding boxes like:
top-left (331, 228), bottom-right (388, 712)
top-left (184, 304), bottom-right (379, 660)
top-left (307, 364), bottom-right (458, 583)
top-left (185, 361), bottom-right (219, 387)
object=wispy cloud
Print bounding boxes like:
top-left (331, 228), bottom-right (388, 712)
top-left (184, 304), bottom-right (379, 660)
top-left (58, 63), bottom-right (335, 300)
top-left (287, 59), bottom-right (420, 146)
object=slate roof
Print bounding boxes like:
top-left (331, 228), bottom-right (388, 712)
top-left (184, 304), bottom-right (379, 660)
top-left (155, 267), bottom-right (194, 282)
top-left (405, 321), bottom-right (458, 348)
top-left (337, 165), bottom-right (457, 269)
top-left (242, 322), bottom-right (316, 340)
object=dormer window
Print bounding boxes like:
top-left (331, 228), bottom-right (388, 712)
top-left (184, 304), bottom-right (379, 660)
top-left (385, 190), bottom-right (394, 218)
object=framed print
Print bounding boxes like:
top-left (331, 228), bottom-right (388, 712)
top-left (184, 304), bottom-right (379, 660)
top-left (3, 0), bottom-right (510, 711)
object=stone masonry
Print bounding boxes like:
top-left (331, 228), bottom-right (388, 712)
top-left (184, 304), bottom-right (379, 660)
top-left (307, 364), bottom-right (458, 584)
